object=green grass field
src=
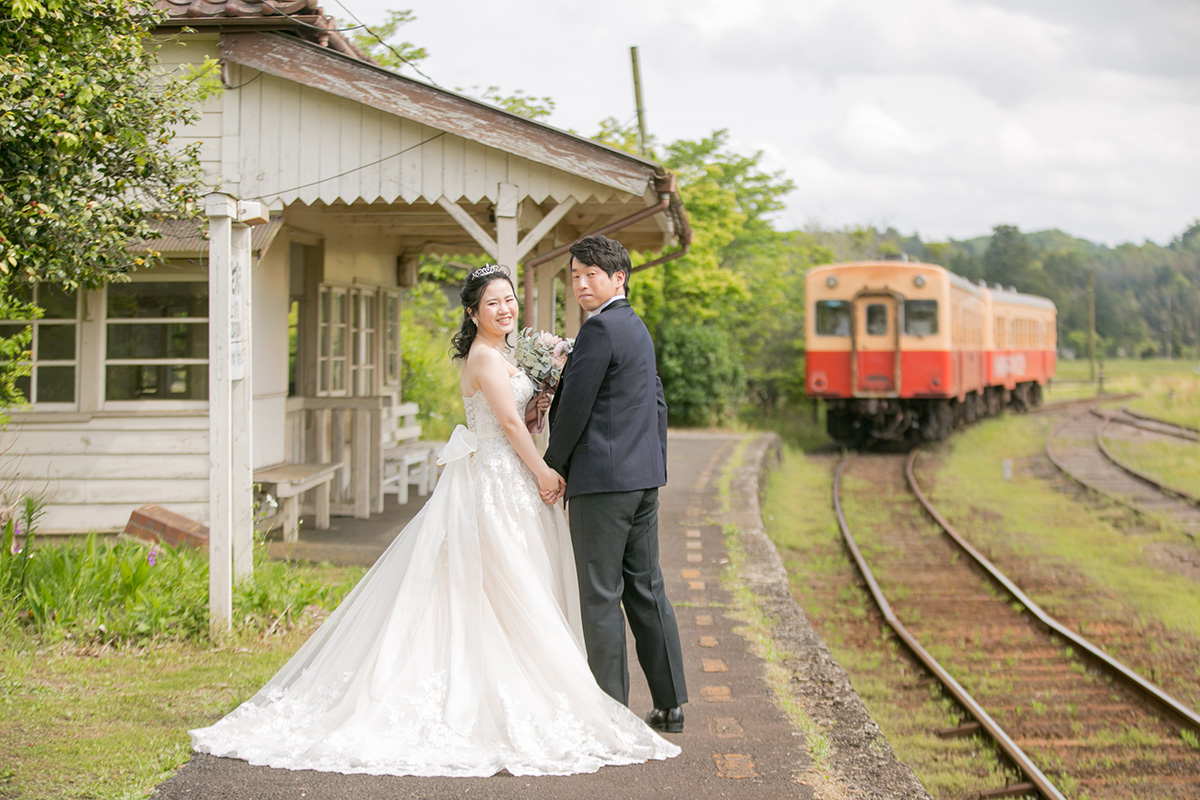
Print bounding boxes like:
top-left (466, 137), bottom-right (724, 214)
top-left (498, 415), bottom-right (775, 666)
top-left (0, 562), bottom-right (360, 800)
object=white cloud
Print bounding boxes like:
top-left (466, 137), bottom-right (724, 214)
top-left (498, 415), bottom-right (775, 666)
top-left (347, 0), bottom-right (1200, 245)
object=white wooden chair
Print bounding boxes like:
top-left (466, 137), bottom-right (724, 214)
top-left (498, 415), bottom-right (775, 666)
top-left (380, 402), bottom-right (441, 504)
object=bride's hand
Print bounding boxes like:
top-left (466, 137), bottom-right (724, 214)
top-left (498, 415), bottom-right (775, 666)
top-left (537, 468), bottom-right (565, 503)
top-left (535, 391), bottom-right (552, 413)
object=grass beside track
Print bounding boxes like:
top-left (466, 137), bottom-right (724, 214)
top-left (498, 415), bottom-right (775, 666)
top-left (763, 448), bottom-right (1021, 797)
top-left (1052, 358), bottom-right (1200, 430)
top-left (0, 563), bottom-right (362, 800)
top-left (764, 404), bottom-right (1200, 798)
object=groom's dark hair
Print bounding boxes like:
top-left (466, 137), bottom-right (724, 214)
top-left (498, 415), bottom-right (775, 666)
top-left (569, 235), bottom-right (631, 289)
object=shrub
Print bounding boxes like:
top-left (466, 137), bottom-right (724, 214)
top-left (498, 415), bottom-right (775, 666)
top-left (1, 496), bottom-right (362, 645)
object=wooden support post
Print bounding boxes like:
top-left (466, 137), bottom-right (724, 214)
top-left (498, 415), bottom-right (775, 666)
top-left (536, 264), bottom-right (558, 335)
top-left (352, 407), bottom-right (371, 518)
top-left (205, 194), bottom-right (236, 636)
top-left (496, 182), bottom-right (519, 271)
top-left (205, 193), bottom-right (266, 636)
top-left (230, 218), bottom-right (254, 583)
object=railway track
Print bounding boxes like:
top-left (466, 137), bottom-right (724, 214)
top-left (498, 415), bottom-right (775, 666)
top-left (1091, 407), bottom-right (1200, 443)
top-left (834, 452), bottom-right (1200, 799)
top-left (1046, 404), bottom-right (1200, 539)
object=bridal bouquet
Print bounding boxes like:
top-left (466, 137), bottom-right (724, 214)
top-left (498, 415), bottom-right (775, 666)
top-left (514, 328), bottom-right (574, 432)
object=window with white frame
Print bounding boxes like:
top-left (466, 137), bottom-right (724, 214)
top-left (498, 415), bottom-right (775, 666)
top-left (382, 290), bottom-right (401, 388)
top-left (351, 287), bottom-right (378, 396)
top-left (0, 283), bottom-right (79, 408)
top-left (105, 281), bottom-right (209, 401)
top-left (318, 285), bottom-right (350, 396)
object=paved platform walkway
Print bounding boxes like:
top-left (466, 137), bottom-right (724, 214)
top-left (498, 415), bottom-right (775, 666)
top-left (154, 431), bottom-right (928, 799)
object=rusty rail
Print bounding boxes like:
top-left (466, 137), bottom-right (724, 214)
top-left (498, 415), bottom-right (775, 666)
top-left (833, 455), bottom-right (1066, 800)
top-left (1089, 406), bottom-right (1199, 442)
top-left (906, 449), bottom-right (1200, 737)
top-left (1093, 411), bottom-right (1200, 507)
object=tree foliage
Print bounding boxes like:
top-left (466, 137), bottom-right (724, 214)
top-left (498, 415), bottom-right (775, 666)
top-left (0, 0), bottom-right (214, 414)
top-left (344, 9), bottom-right (429, 73)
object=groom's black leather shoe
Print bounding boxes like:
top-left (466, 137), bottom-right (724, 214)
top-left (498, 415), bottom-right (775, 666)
top-left (645, 706), bottom-right (684, 733)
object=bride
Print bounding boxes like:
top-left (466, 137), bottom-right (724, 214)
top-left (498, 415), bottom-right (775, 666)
top-left (190, 265), bottom-right (680, 776)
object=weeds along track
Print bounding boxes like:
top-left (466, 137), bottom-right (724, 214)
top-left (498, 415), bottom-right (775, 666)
top-left (1047, 405), bottom-right (1200, 539)
top-left (835, 453), bottom-right (1200, 799)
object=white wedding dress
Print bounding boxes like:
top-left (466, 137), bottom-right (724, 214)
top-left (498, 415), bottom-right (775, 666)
top-left (190, 372), bottom-right (680, 776)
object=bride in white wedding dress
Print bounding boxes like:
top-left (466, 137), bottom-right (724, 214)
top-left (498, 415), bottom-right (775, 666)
top-left (189, 265), bottom-right (680, 777)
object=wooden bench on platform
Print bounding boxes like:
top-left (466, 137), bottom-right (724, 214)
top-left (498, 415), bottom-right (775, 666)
top-left (381, 402), bottom-right (441, 505)
top-left (254, 461), bottom-right (342, 542)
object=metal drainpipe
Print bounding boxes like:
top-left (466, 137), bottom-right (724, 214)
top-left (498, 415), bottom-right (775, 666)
top-left (522, 186), bottom-right (691, 316)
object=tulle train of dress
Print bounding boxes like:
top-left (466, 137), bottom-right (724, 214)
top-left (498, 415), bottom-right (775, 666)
top-left (190, 372), bottom-right (680, 776)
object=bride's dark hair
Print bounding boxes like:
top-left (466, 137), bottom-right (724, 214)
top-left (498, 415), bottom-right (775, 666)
top-left (450, 264), bottom-right (516, 361)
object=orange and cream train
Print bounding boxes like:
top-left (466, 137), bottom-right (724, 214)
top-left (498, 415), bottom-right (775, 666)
top-left (805, 261), bottom-right (1057, 443)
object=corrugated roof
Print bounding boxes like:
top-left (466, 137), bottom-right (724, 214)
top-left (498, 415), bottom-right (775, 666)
top-left (132, 217), bottom-right (285, 256)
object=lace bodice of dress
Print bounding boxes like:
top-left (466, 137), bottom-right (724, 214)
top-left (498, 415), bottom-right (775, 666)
top-left (463, 371), bottom-right (535, 437)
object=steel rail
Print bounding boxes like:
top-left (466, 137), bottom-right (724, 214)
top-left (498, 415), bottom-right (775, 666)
top-left (1088, 406), bottom-right (1200, 443)
top-left (1044, 405), bottom-right (1153, 521)
top-left (833, 455), bottom-right (1066, 800)
top-left (1093, 411), bottom-right (1200, 507)
top-left (1028, 392), bottom-right (1138, 415)
top-left (906, 449), bottom-right (1200, 737)
top-left (1121, 406), bottom-right (1200, 436)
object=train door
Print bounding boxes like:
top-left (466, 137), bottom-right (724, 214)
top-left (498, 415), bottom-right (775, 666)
top-left (852, 292), bottom-right (900, 395)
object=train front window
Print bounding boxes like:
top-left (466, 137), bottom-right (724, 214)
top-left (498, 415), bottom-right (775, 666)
top-left (905, 300), bottom-right (938, 336)
top-left (866, 304), bottom-right (887, 335)
top-left (815, 300), bottom-right (850, 336)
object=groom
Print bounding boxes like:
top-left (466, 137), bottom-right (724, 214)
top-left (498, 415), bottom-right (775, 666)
top-left (542, 235), bottom-right (688, 734)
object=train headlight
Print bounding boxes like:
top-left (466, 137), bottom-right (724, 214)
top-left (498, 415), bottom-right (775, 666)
top-left (810, 372), bottom-right (829, 392)
top-left (826, 276), bottom-right (838, 288)
top-left (913, 274), bottom-right (927, 288)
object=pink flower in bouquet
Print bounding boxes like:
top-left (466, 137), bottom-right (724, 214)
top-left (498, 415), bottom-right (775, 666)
top-left (515, 328), bottom-right (575, 392)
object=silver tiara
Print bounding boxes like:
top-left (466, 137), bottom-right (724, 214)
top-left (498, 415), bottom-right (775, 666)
top-left (470, 264), bottom-right (505, 279)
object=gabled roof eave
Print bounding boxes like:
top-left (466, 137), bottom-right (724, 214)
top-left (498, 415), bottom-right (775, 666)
top-left (217, 32), bottom-right (664, 198)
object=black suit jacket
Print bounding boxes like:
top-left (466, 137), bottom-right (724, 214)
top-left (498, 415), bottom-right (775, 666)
top-left (544, 298), bottom-right (668, 499)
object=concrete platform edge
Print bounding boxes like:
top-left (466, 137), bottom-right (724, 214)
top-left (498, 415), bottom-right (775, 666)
top-left (724, 433), bottom-right (932, 799)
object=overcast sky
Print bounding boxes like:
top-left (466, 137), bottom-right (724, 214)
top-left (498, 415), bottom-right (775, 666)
top-left (344, 0), bottom-right (1200, 247)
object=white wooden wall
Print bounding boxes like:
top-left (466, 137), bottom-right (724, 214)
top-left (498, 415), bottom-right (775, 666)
top-left (229, 67), bottom-right (622, 210)
top-left (5, 415), bottom-right (210, 533)
top-left (157, 37), bottom-right (224, 187)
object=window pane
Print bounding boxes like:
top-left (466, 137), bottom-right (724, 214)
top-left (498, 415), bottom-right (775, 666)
top-left (107, 282), bottom-right (208, 319)
top-left (331, 327), bottom-right (345, 358)
top-left (106, 364), bottom-right (207, 400)
top-left (815, 301), bottom-right (850, 336)
top-left (107, 322), bottom-right (207, 359)
top-left (38, 285), bottom-right (77, 319)
top-left (0, 323), bottom-right (30, 340)
top-left (866, 304), bottom-right (888, 335)
top-left (331, 361), bottom-right (345, 392)
top-left (904, 300), bottom-right (939, 336)
top-left (36, 366), bottom-right (75, 402)
top-left (14, 373), bottom-right (30, 403)
top-left (37, 324), bottom-right (76, 360)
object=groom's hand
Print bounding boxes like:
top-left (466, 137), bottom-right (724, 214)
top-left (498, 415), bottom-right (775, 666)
top-left (539, 471), bottom-right (566, 504)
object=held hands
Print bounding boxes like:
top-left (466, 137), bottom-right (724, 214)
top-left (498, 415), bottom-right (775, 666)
top-left (537, 467), bottom-right (566, 505)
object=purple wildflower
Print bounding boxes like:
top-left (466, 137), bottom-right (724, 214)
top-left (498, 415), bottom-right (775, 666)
top-left (147, 545), bottom-right (159, 567)
top-left (8, 520), bottom-right (20, 555)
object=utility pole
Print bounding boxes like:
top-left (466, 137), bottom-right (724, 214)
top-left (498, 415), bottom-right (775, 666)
top-left (1087, 269), bottom-right (1096, 386)
top-left (630, 46), bottom-right (648, 157)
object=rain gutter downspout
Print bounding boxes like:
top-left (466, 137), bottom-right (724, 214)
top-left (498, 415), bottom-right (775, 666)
top-left (522, 174), bottom-right (689, 311)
